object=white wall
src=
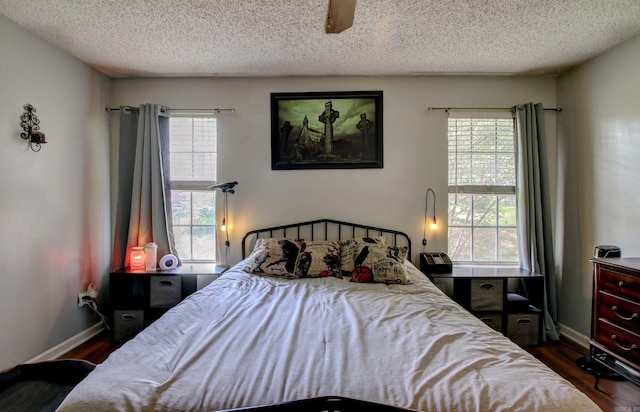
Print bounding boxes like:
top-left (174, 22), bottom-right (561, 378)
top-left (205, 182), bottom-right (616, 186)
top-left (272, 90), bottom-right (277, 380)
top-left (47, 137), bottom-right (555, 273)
top-left (110, 76), bottom-right (557, 268)
top-left (0, 15), bottom-right (111, 370)
top-left (556, 34), bottom-right (640, 337)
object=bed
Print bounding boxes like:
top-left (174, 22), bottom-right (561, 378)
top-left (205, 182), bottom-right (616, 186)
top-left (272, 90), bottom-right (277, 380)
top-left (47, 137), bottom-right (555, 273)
top-left (57, 219), bottom-right (599, 411)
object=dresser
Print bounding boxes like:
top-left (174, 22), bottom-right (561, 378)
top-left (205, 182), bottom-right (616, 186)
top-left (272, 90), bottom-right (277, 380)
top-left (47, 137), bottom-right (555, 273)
top-left (110, 263), bottom-right (228, 342)
top-left (590, 258), bottom-right (640, 386)
top-left (420, 258), bottom-right (544, 346)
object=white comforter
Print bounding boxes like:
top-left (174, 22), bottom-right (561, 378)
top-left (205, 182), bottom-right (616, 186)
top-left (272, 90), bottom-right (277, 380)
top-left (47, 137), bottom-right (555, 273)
top-left (57, 262), bottom-right (599, 411)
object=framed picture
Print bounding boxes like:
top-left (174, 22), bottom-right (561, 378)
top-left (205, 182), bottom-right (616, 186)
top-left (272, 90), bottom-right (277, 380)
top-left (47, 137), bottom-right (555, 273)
top-left (271, 90), bottom-right (383, 170)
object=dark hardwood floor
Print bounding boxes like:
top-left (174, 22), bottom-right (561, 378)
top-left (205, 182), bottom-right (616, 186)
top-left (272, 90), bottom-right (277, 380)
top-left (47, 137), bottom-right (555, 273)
top-left (525, 339), bottom-right (639, 411)
top-left (60, 333), bottom-right (639, 411)
top-left (59, 332), bottom-right (122, 365)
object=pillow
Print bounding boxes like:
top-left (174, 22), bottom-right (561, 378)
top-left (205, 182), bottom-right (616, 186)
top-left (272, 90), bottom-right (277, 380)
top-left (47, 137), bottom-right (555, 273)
top-left (348, 243), bottom-right (411, 284)
top-left (241, 238), bottom-right (301, 278)
top-left (340, 237), bottom-right (386, 276)
top-left (386, 245), bottom-right (409, 262)
top-left (295, 240), bottom-right (342, 278)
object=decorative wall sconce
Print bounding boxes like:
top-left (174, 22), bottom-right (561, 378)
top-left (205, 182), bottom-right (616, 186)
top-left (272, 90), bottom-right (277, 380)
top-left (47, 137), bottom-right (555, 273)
top-left (422, 188), bottom-right (437, 250)
top-left (20, 104), bottom-right (47, 152)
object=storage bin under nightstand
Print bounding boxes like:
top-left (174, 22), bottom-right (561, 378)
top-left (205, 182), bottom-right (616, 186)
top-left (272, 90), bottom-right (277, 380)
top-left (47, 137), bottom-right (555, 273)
top-left (113, 310), bottom-right (144, 342)
top-left (110, 264), bottom-right (228, 342)
top-left (477, 313), bottom-right (503, 332)
top-left (470, 279), bottom-right (504, 311)
top-left (422, 266), bottom-right (544, 346)
top-left (149, 276), bottom-right (182, 308)
top-left (507, 311), bottom-right (541, 346)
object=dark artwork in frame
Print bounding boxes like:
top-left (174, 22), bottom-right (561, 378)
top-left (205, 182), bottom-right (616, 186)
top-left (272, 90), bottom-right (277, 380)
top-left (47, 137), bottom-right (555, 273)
top-left (271, 91), bottom-right (383, 170)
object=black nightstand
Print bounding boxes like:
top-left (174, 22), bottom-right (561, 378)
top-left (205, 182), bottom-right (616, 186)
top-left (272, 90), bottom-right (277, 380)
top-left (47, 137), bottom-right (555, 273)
top-left (109, 263), bottom-right (228, 342)
top-left (420, 258), bottom-right (544, 346)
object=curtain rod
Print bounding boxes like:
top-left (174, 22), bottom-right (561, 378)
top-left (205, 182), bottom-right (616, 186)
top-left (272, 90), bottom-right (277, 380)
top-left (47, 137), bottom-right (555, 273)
top-left (105, 106), bottom-right (236, 114)
top-left (427, 106), bottom-right (562, 112)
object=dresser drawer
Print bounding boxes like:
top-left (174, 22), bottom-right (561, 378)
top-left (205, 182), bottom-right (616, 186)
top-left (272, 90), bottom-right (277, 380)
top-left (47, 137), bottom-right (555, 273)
top-left (597, 292), bottom-right (640, 334)
top-left (598, 267), bottom-right (640, 302)
top-left (470, 279), bottom-right (504, 311)
top-left (595, 320), bottom-right (640, 366)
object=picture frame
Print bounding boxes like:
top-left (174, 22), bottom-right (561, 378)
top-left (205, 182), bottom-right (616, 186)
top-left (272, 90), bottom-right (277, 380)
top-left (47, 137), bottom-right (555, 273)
top-left (271, 90), bottom-right (383, 170)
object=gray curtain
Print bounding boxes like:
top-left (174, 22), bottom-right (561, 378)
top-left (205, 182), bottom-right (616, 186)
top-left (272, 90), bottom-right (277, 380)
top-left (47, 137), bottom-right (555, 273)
top-left (514, 102), bottom-right (560, 341)
top-left (111, 104), bottom-right (177, 270)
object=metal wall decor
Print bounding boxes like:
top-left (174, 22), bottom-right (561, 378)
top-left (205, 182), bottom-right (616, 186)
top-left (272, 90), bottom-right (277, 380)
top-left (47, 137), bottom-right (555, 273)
top-left (20, 103), bottom-right (47, 152)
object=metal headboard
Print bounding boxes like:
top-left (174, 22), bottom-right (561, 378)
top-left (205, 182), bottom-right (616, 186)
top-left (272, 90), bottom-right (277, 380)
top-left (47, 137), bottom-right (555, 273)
top-left (242, 218), bottom-right (411, 260)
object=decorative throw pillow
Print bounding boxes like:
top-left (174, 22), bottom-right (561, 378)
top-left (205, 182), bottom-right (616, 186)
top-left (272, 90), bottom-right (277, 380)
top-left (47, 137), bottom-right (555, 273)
top-left (386, 245), bottom-right (409, 262)
top-left (340, 237), bottom-right (386, 276)
top-left (348, 243), bottom-right (411, 284)
top-left (242, 238), bottom-right (301, 278)
top-left (295, 240), bottom-right (342, 278)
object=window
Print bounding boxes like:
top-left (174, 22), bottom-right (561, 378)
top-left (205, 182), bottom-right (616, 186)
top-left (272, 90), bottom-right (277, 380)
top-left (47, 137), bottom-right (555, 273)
top-left (447, 115), bottom-right (518, 263)
top-left (168, 117), bottom-right (218, 262)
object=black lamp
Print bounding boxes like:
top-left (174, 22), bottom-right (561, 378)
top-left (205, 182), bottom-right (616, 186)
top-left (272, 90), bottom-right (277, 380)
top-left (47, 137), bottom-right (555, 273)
top-left (208, 181), bottom-right (238, 263)
top-left (422, 188), bottom-right (437, 251)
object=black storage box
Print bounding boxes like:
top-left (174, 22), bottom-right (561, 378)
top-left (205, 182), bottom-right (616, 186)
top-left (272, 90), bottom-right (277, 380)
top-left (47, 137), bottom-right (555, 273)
top-left (420, 253), bottom-right (452, 274)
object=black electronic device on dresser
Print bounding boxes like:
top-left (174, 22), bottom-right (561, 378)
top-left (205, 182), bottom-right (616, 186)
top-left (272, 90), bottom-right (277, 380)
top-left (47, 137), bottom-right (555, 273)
top-left (109, 263), bottom-right (228, 342)
top-left (588, 257), bottom-right (640, 388)
top-left (420, 255), bottom-right (545, 347)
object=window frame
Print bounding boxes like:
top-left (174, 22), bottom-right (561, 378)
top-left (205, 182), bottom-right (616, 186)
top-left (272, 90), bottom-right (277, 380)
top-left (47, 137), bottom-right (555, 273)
top-left (168, 115), bottom-right (218, 263)
top-left (447, 113), bottom-right (519, 265)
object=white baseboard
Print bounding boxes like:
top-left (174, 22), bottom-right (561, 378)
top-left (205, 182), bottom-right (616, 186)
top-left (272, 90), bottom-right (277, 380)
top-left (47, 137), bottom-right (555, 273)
top-left (27, 322), bottom-right (104, 363)
top-left (558, 323), bottom-right (590, 350)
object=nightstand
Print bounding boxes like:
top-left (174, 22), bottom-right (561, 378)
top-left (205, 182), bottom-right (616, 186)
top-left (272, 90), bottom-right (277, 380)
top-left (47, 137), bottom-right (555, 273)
top-left (420, 259), bottom-right (544, 346)
top-left (109, 263), bottom-right (228, 342)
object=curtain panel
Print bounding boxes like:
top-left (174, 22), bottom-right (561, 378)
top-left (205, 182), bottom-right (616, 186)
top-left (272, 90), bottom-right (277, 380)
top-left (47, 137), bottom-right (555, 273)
top-left (514, 102), bottom-right (560, 341)
top-left (111, 104), bottom-right (177, 271)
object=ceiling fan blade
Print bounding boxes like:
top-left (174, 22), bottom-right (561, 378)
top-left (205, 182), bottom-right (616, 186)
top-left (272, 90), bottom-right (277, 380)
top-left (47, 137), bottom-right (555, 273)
top-left (325, 0), bottom-right (356, 34)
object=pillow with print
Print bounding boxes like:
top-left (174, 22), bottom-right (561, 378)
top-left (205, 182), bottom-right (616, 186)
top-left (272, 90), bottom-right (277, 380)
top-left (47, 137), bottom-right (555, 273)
top-left (340, 237), bottom-right (386, 276)
top-left (349, 243), bottom-right (411, 284)
top-left (295, 240), bottom-right (342, 278)
top-left (241, 238), bottom-right (301, 278)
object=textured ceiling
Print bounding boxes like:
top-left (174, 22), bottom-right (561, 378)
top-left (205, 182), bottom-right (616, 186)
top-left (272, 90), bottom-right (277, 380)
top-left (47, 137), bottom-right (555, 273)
top-left (1, 0), bottom-right (640, 78)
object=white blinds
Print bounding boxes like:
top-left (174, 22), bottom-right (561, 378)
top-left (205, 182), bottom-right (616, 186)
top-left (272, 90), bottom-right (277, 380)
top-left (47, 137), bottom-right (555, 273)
top-left (448, 117), bottom-right (515, 193)
top-left (169, 117), bottom-right (217, 188)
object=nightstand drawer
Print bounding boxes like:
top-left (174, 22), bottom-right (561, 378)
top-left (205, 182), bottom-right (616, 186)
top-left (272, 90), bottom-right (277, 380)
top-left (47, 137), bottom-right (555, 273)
top-left (470, 279), bottom-right (504, 311)
top-left (149, 276), bottom-right (182, 308)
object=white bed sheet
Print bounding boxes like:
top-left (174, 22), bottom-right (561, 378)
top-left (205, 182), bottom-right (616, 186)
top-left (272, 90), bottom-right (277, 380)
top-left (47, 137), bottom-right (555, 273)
top-left (57, 262), bottom-right (600, 411)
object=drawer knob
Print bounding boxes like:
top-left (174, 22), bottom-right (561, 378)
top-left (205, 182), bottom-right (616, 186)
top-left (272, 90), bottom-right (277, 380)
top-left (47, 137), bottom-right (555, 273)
top-left (611, 306), bottom-right (639, 322)
top-left (479, 283), bottom-right (494, 290)
top-left (618, 280), bottom-right (627, 288)
top-left (611, 335), bottom-right (639, 352)
top-left (159, 280), bottom-right (173, 287)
